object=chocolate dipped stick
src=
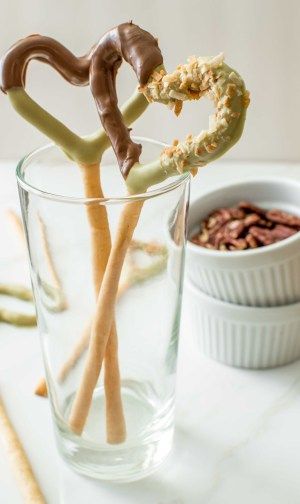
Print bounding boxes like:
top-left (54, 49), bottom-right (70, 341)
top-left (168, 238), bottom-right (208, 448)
top-left (1, 22), bottom-right (249, 440)
top-left (65, 23), bottom-right (165, 435)
top-left (0, 23), bottom-right (160, 443)
top-left (0, 22), bottom-right (165, 443)
top-left (68, 25), bottom-right (249, 434)
top-left (78, 163), bottom-right (126, 444)
top-left (0, 24), bottom-right (159, 164)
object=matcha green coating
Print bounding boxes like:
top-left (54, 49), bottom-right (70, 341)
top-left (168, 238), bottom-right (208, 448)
top-left (1, 24), bottom-right (163, 171)
top-left (8, 87), bottom-right (149, 164)
top-left (126, 56), bottom-right (249, 193)
top-left (5, 43), bottom-right (249, 195)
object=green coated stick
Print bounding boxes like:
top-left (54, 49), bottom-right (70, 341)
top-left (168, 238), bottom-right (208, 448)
top-left (0, 284), bottom-right (33, 301)
top-left (8, 55), bottom-right (249, 194)
top-left (0, 284), bottom-right (36, 327)
top-left (127, 57), bottom-right (249, 193)
top-left (8, 88), bottom-right (148, 164)
top-left (0, 307), bottom-right (36, 327)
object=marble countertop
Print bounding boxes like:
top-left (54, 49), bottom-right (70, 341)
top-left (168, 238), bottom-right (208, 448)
top-left (1, 159), bottom-right (300, 504)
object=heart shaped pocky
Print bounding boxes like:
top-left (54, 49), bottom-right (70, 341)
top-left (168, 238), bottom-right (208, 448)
top-left (1, 23), bottom-right (249, 443)
top-left (0, 24), bottom-right (162, 169)
top-left (1, 22), bottom-right (249, 192)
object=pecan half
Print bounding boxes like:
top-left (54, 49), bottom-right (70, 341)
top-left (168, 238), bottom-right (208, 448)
top-left (238, 201), bottom-right (266, 216)
top-left (245, 233), bottom-right (258, 248)
top-left (243, 213), bottom-right (261, 227)
top-left (226, 238), bottom-right (248, 250)
top-left (266, 209), bottom-right (300, 229)
top-left (249, 224), bottom-right (297, 245)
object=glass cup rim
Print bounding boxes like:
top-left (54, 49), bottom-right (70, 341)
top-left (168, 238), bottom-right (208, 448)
top-left (16, 137), bottom-right (190, 205)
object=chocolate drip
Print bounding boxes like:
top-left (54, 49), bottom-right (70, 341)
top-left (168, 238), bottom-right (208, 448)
top-left (0, 23), bottom-right (163, 176)
top-left (90, 23), bottom-right (163, 177)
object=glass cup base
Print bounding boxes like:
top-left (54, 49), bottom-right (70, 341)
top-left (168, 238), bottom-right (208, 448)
top-left (54, 381), bottom-right (174, 482)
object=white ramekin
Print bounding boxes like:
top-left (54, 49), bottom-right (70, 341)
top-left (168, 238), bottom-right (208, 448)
top-left (185, 279), bottom-right (300, 368)
top-left (186, 177), bottom-right (300, 307)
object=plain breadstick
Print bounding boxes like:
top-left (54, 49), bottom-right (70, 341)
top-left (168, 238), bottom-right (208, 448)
top-left (34, 239), bottom-right (163, 397)
top-left (6, 209), bottom-right (25, 243)
top-left (69, 200), bottom-right (143, 434)
top-left (34, 378), bottom-right (48, 398)
top-left (6, 209), bottom-right (62, 291)
top-left (0, 396), bottom-right (46, 503)
top-left (37, 215), bottom-right (68, 311)
top-left (80, 163), bottom-right (126, 444)
top-left (34, 164), bottom-right (127, 447)
top-left (34, 322), bottom-right (91, 398)
top-left (6, 209), bottom-right (67, 312)
top-left (29, 162), bottom-right (126, 442)
top-left (58, 321), bottom-right (91, 383)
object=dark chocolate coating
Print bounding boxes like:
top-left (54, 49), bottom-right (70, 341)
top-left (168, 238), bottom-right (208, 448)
top-left (0, 23), bottom-right (163, 176)
top-left (0, 35), bottom-right (91, 90)
top-left (90, 23), bottom-right (163, 177)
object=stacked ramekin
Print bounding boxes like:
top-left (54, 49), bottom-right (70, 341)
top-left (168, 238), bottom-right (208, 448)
top-left (185, 177), bottom-right (300, 368)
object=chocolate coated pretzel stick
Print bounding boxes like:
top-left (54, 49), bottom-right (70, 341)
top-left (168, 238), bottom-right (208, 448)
top-left (0, 23), bottom-right (160, 164)
top-left (64, 24), bottom-right (164, 434)
top-left (69, 25), bottom-right (249, 433)
top-left (1, 23), bottom-right (249, 438)
top-left (0, 23), bottom-right (162, 440)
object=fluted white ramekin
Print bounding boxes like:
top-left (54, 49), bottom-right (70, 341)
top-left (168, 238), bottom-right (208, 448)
top-left (185, 279), bottom-right (300, 368)
top-left (186, 177), bottom-right (300, 307)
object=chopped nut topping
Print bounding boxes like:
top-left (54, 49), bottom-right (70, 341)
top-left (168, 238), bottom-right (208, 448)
top-left (174, 99), bottom-right (183, 116)
top-left (143, 53), bottom-right (249, 175)
top-left (226, 83), bottom-right (236, 97)
top-left (242, 90), bottom-right (250, 108)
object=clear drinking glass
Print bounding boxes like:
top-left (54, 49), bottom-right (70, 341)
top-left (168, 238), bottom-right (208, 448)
top-left (16, 138), bottom-right (190, 482)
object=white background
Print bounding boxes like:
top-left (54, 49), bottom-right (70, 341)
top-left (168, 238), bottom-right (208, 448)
top-left (0, 0), bottom-right (299, 162)
top-left (1, 2), bottom-right (300, 502)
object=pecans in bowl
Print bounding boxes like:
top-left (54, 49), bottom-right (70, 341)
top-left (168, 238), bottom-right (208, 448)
top-left (190, 201), bottom-right (300, 251)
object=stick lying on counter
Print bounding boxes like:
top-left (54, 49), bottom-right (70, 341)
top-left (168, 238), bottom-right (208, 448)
top-left (7, 209), bottom-right (67, 312)
top-left (6, 209), bottom-right (25, 243)
top-left (0, 396), bottom-right (46, 503)
top-left (0, 284), bottom-right (36, 327)
top-left (0, 283), bottom-right (33, 301)
top-left (0, 307), bottom-right (36, 327)
top-left (37, 214), bottom-right (68, 311)
top-left (35, 322), bottom-right (92, 397)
